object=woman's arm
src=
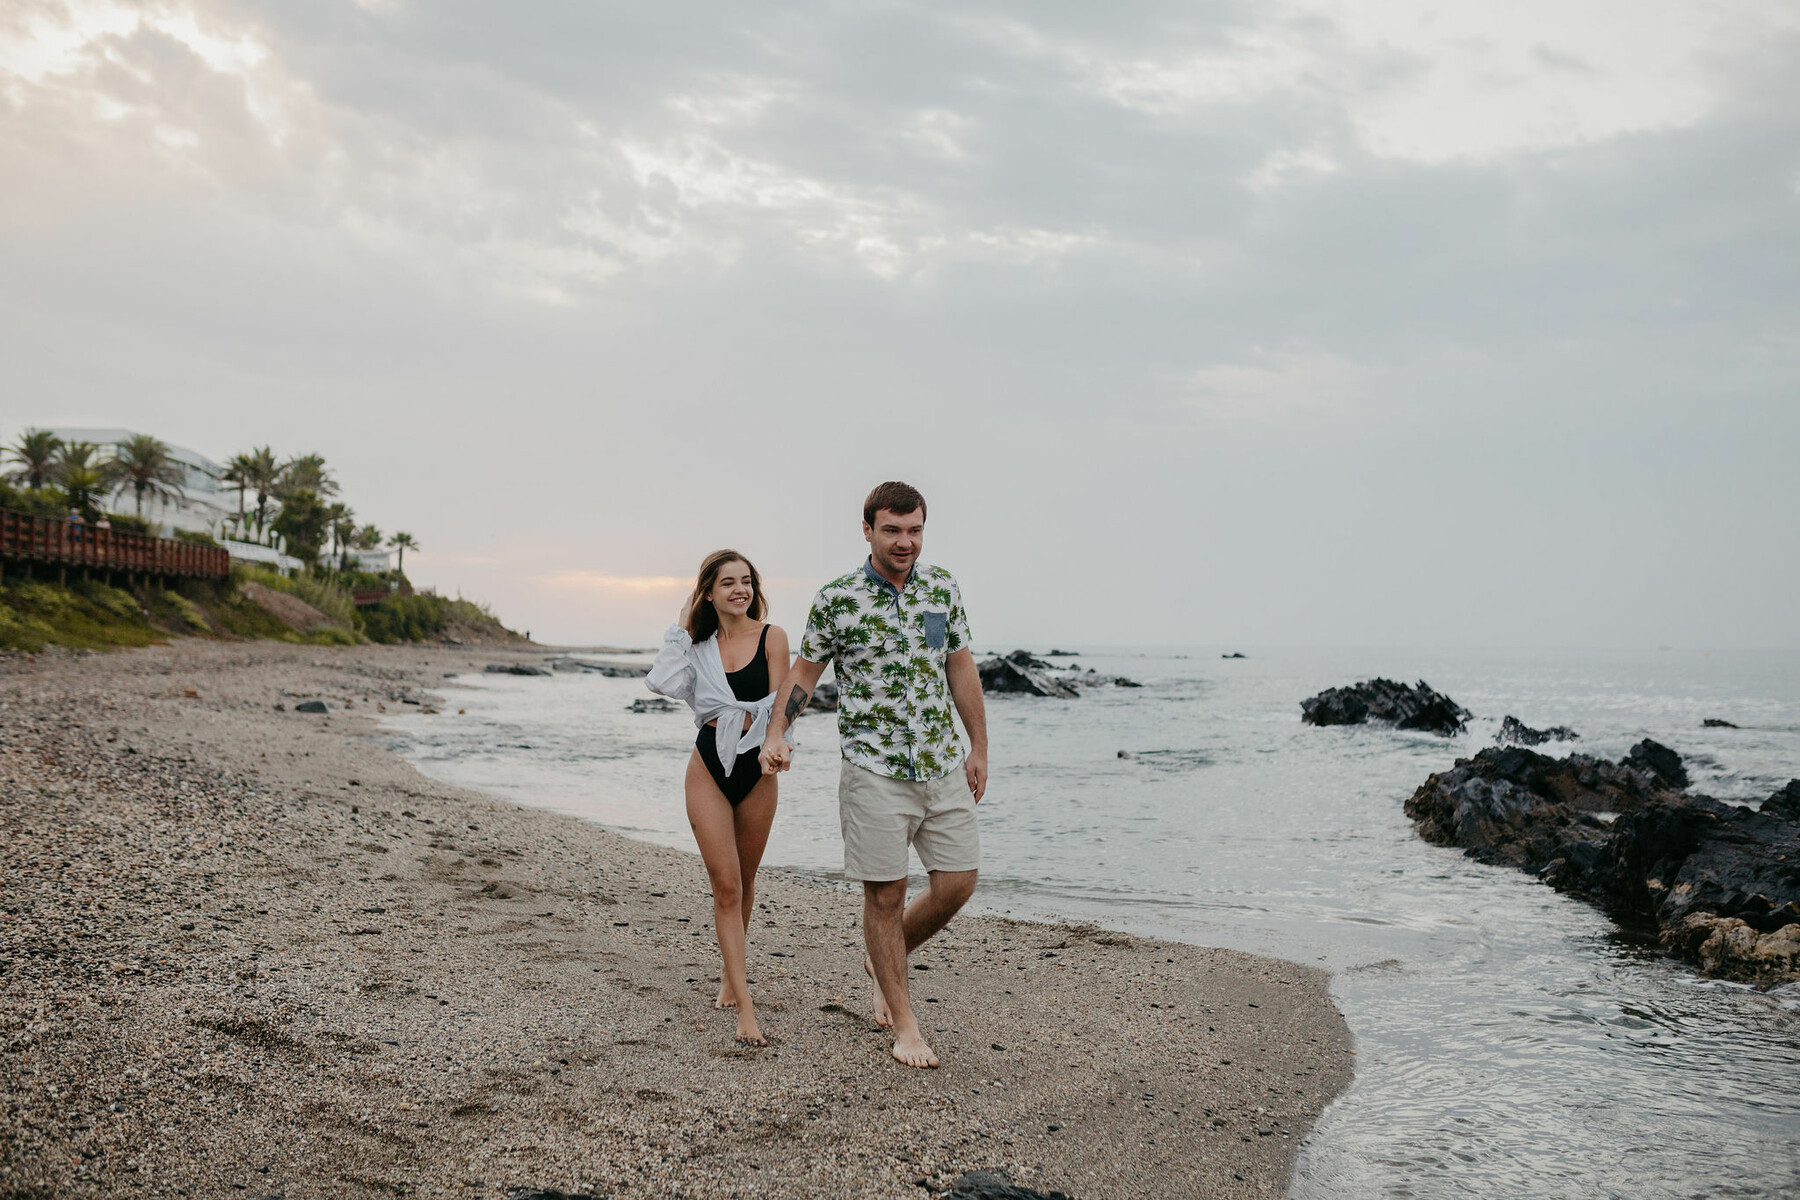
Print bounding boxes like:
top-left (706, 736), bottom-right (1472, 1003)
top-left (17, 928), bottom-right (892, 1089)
top-left (644, 623), bottom-right (696, 703)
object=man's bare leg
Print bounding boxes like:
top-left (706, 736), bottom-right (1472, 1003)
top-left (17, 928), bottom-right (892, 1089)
top-left (862, 868), bottom-right (977, 1025)
top-left (864, 879), bottom-right (937, 1067)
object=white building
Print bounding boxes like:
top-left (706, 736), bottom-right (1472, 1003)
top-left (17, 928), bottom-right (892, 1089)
top-left (351, 547), bottom-right (395, 573)
top-left (46, 427), bottom-right (236, 535)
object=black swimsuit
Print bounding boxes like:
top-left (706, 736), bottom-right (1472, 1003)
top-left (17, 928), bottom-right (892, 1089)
top-left (696, 624), bottom-right (770, 807)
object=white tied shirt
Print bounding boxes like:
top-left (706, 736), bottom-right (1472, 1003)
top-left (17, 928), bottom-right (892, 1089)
top-left (645, 624), bottom-right (784, 779)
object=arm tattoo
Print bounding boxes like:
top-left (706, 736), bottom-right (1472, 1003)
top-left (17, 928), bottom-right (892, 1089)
top-left (783, 685), bottom-right (809, 722)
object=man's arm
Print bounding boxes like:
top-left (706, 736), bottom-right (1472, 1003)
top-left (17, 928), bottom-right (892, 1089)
top-left (760, 656), bottom-right (826, 774)
top-left (945, 648), bottom-right (988, 801)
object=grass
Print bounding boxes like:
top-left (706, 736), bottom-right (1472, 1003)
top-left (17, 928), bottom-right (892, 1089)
top-left (0, 569), bottom-right (364, 652)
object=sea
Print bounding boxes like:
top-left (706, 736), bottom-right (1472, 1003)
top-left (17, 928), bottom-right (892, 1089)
top-left (378, 646), bottom-right (1800, 1199)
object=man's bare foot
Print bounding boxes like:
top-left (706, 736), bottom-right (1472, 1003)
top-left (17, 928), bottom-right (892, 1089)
top-left (714, 982), bottom-right (736, 1009)
top-left (890, 1028), bottom-right (939, 1068)
top-left (863, 955), bottom-right (894, 1027)
top-left (735, 1010), bottom-right (767, 1047)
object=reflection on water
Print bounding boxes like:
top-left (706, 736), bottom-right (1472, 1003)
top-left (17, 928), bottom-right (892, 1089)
top-left (383, 647), bottom-right (1800, 1199)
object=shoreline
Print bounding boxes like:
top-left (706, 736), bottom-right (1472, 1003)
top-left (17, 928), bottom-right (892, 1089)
top-left (2, 640), bottom-right (1353, 1199)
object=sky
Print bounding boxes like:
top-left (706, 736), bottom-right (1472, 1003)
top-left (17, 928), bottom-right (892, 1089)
top-left (3, 0), bottom-right (1797, 648)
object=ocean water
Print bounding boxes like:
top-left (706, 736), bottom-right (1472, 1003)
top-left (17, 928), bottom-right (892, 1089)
top-left (380, 647), bottom-right (1800, 1199)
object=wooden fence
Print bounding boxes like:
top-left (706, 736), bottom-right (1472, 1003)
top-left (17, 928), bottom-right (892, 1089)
top-left (0, 508), bottom-right (231, 581)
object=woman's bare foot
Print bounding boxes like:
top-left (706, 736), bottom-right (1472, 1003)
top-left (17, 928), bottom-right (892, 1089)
top-left (714, 982), bottom-right (736, 1009)
top-left (863, 955), bottom-right (893, 1027)
top-left (735, 1009), bottom-right (767, 1047)
top-left (891, 1028), bottom-right (939, 1068)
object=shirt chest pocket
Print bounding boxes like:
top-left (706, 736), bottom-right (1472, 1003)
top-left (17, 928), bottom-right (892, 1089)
top-left (922, 611), bottom-right (948, 650)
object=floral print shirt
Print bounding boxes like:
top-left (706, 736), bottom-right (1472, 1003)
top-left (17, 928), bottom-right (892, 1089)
top-left (798, 559), bottom-right (972, 781)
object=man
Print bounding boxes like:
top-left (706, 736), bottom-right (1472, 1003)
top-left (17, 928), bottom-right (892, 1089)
top-left (760, 481), bottom-right (988, 1068)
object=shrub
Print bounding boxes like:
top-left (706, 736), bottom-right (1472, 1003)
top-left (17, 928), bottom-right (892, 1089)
top-left (356, 593), bottom-right (454, 643)
top-left (106, 513), bottom-right (158, 536)
top-left (170, 527), bottom-right (218, 546)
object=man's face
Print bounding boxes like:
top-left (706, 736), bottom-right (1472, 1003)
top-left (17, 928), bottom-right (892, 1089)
top-left (864, 507), bottom-right (925, 579)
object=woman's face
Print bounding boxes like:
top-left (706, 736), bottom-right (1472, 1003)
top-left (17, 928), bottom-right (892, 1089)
top-left (709, 561), bottom-right (755, 618)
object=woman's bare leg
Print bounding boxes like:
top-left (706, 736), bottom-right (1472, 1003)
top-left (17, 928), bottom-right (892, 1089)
top-left (686, 752), bottom-right (764, 1045)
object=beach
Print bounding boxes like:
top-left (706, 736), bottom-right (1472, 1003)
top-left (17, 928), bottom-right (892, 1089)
top-left (1, 640), bottom-right (1353, 1200)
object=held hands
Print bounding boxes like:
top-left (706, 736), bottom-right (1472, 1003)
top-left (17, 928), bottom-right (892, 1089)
top-left (759, 738), bottom-right (792, 776)
top-left (964, 751), bottom-right (988, 803)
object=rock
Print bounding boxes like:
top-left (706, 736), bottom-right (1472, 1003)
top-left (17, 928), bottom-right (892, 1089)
top-left (1114, 677), bottom-right (1143, 688)
top-left (943, 1170), bottom-right (1077, 1200)
top-left (808, 680), bottom-right (839, 712)
top-left (1407, 744), bottom-right (1800, 986)
top-left (979, 651), bottom-right (1079, 699)
top-left (484, 663), bottom-right (552, 676)
top-left (1497, 715), bottom-right (1580, 745)
top-left (1044, 649), bottom-right (1079, 657)
top-left (1662, 916), bottom-right (1800, 988)
top-left (1221, 652), bottom-right (1246, 659)
top-left (627, 698), bottom-right (680, 713)
top-left (545, 657), bottom-right (649, 677)
top-left (1703, 718), bottom-right (1741, 729)
top-left (1627, 738), bottom-right (1689, 790)
top-left (1404, 742), bottom-right (1686, 873)
top-left (294, 699), bottom-right (329, 714)
top-left (1301, 678), bottom-right (1469, 736)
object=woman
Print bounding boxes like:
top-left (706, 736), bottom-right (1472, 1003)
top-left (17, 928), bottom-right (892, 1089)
top-left (645, 549), bottom-right (789, 1046)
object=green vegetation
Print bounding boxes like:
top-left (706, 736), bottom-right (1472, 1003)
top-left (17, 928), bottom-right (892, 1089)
top-left (4, 429), bottom-right (521, 652)
top-left (232, 562), bottom-right (358, 627)
top-left (0, 570), bottom-right (363, 652)
top-left (356, 592), bottom-right (517, 645)
top-left (0, 579), bottom-right (164, 652)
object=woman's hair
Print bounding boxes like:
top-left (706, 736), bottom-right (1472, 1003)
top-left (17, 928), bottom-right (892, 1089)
top-left (685, 549), bottom-right (765, 642)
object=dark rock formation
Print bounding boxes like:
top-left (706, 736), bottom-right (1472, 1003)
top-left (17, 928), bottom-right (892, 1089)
top-left (1301, 678), bottom-right (1469, 736)
top-left (544, 657), bottom-right (648, 677)
top-left (1221, 652), bottom-right (1246, 659)
top-left (1497, 715), bottom-right (1580, 745)
top-left (943, 1171), bottom-right (1077, 1200)
top-left (1627, 738), bottom-right (1689, 789)
top-left (1405, 743), bottom-right (1799, 986)
top-left (294, 699), bottom-right (329, 714)
top-left (808, 680), bottom-right (839, 712)
top-left (1044, 649), bottom-right (1079, 657)
top-left (627, 697), bottom-right (680, 713)
top-left (1703, 718), bottom-right (1741, 729)
top-left (979, 651), bottom-right (1079, 699)
top-left (485, 663), bottom-right (552, 676)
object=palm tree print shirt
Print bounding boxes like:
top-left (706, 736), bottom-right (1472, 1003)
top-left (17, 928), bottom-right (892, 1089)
top-left (798, 560), bottom-right (972, 782)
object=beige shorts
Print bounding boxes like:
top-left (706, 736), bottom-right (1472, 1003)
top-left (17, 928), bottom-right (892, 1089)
top-left (838, 759), bottom-right (980, 882)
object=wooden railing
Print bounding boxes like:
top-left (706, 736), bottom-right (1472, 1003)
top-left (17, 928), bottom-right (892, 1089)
top-left (351, 583), bottom-right (413, 607)
top-left (0, 508), bottom-right (230, 580)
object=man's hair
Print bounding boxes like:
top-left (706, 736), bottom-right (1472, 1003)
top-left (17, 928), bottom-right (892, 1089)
top-left (863, 481), bottom-right (927, 527)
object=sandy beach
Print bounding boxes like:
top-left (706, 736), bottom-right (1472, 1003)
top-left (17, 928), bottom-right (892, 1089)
top-left (2, 640), bottom-right (1353, 1199)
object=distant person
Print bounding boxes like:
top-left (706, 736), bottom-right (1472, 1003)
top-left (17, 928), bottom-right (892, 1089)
top-left (645, 550), bottom-right (789, 1047)
top-left (760, 481), bottom-right (988, 1068)
top-left (66, 509), bottom-right (84, 544)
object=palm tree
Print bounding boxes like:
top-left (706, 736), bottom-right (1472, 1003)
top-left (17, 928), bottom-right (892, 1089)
top-left (388, 531), bottom-right (418, 576)
top-left (326, 504), bottom-right (355, 569)
top-left (106, 434), bottom-right (187, 518)
top-left (352, 523), bottom-right (383, 551)
top-left (279, 453), bottom-right (338, 500)
top-left (52, 441), bottom-right (99, 482)
top-left (221, 452), bottom-right (257, 521)
top-left (59, 465), bottom-right (106, 519)
top-left (236, 447), bottom-right (281, 535)
top-left (5, 429), bottom-right (61, 489)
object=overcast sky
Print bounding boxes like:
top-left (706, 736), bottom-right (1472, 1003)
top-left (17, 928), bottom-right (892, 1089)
top-left (4, 0), bottom-right (1797, 647)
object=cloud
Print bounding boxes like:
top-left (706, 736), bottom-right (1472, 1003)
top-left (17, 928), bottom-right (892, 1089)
top-left (2, 0), bottom-right (1797, 645)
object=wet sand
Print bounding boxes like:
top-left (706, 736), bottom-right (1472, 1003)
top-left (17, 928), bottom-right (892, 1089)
top-left (1, 640), bottom-right (1353, 1199)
